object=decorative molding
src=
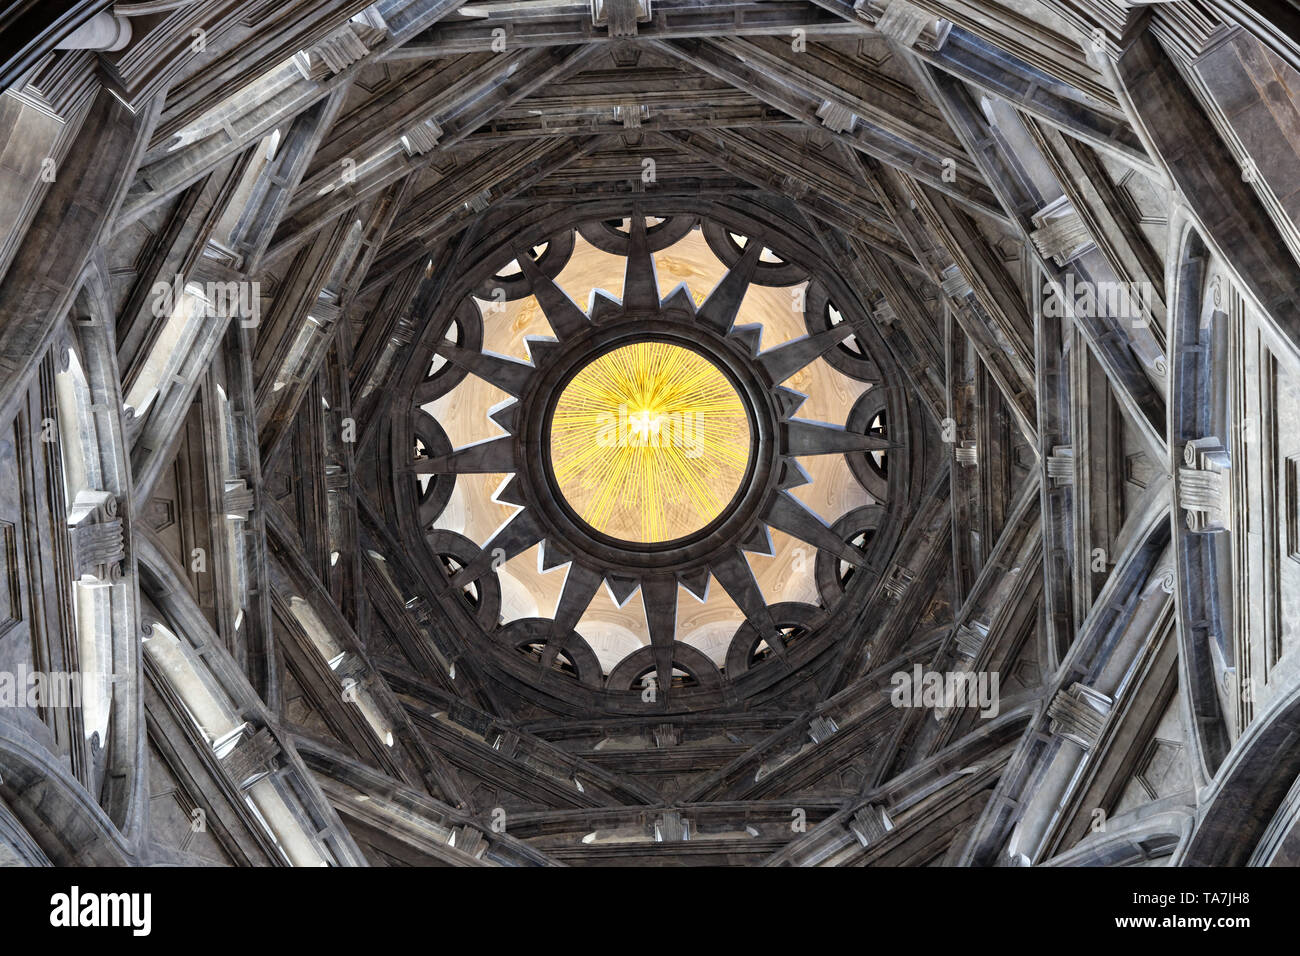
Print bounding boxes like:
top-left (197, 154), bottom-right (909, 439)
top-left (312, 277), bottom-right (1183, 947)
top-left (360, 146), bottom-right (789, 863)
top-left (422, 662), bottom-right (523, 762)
top-left (15, 50), bottom-right (99, 120)
top-left (1126, 450), bottom-right (1156, 489)
top-left (1287, 455), bottom-right (1300, 564)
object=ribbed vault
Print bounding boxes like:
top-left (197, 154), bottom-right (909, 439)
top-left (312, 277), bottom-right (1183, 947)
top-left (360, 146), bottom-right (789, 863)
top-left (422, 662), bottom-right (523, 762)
top-left (3, 0), bottom-right (1300, 869)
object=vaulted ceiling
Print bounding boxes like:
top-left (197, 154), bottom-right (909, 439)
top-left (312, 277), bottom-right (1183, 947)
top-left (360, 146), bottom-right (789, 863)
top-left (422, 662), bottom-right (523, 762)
top-left (3, 0), bottom-right (1300, 867)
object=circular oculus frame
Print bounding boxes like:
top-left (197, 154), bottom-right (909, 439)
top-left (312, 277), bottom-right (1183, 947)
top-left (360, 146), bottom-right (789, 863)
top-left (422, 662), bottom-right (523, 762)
top-left (518, 312), bottom-right (778, 570)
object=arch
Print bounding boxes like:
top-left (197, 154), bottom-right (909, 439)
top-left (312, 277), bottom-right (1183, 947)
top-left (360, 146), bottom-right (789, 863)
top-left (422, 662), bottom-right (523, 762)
top-left (606, 642), bottom-right (724, 692)
top-left (1168, 221), bottom-right (1233, 780)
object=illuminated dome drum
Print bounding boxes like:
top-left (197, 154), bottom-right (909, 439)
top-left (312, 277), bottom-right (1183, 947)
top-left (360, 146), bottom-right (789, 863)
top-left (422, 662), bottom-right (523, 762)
top-left (399, 211), bottom-right (922, 712)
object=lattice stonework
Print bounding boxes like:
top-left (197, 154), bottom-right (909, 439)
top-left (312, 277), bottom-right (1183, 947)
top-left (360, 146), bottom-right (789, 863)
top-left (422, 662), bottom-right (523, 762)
top-left (8, 0), bottom-right (1300, 872)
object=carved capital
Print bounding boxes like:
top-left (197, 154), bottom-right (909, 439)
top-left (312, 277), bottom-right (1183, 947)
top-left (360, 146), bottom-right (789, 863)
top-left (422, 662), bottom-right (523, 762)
top-left (450, 825), bottom-right (488, 859)
top-left (324, 466), bottom-right (350, 492)
top-left (654, 810), bottom-right (689, 841)
top-left (882, 563), bottom-right (914, 601)
top-left (592, 0), bottom-right (651, 37)
top-left (849, 804), bottom-right (893, 847)
top-left (614, 101), bottom-right (649, 129)
top-left (1030, 197), bottom-right (1095, 267)
top-left (778, 174), bottom-right (809, 200)
top-left (1155, 566), bottom-right (1175, 594)
top-left (223, 479), bottom-right (255, 520)
top-left (855, 0), bottom-right (951, 50)
top-left (405, 595), bottom-right (433, 627)
top-left (940, 263), bottom-right (972, 298)
top-left (489, 727), bottom-right (521, 757)
top-left (1179, 440), bottom-right (1229, 533)
top-left (401, 118), bottom-right (444, 156)
top-left (294, 15), bottom-right (387, 80)
top-left (311, 296), bottom-right (342, 326)
top-left (334, 653), bottom-right (369, 684)
top-left (653, 722), bottom-right (680, 748)
top-left (808, 714), bottom-right (839, 744)
top-left (815, 100), bottom-right (856, 134)
top-left (220, 727), bottom-right (281, 790)
top-left (954, 623), bottom-right (986, 660)
top-left (1046, 445), bottom-right (1074, 485)
top-left (1047, 682), bottom-right (1112, 749)
top-left (67, 489), bottom-right (124, 585)
top-left (392, 317), bottom-right (417, 346)
top-left (873, 300), bottom-right (898, 326)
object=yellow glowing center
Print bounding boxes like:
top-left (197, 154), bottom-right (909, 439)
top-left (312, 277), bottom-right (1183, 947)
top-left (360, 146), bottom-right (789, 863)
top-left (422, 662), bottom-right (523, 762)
top-left (549, 342), bottom-right (751, 543)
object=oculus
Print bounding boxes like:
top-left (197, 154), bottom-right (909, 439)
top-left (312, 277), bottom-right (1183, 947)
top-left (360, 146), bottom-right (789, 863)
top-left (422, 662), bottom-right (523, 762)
top-left (548, 341), bottom-right (751, 544)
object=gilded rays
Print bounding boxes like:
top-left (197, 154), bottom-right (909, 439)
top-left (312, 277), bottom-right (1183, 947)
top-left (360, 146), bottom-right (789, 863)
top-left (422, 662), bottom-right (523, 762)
top-left (549, 342), bottom-right (751, 543)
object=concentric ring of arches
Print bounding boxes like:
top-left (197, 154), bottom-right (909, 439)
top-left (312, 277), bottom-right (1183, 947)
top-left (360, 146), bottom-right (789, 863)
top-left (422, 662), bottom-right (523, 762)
top-left (385, 204), bottom-right (930, 713)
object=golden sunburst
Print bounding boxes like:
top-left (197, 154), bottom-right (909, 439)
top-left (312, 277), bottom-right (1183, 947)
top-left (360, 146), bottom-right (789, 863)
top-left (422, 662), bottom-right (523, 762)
top-left (549, 341), bottom-right (751, 543)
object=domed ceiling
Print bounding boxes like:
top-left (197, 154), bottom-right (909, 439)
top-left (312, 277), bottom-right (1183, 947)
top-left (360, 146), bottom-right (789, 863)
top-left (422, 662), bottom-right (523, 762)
top-left (409, 214), bottom-right (901, 702)
top-left (6, 0), bottom-right (1300, 870)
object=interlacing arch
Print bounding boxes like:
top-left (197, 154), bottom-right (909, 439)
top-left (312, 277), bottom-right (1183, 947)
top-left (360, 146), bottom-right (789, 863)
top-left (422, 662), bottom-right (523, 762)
top-left (400, 212), bottom-right (915, 709)
top-left (2, 0), bottom-right (1300, 870)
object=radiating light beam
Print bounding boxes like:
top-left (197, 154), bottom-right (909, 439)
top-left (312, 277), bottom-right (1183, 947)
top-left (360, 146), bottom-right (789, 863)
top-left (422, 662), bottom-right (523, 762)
top-left (549, 342), bottom-right (751, 543)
